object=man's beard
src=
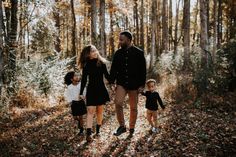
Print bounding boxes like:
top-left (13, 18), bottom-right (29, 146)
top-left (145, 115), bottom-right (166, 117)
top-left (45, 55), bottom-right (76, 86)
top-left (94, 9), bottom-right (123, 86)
top-left (120, 43), bottom-right (128, 49)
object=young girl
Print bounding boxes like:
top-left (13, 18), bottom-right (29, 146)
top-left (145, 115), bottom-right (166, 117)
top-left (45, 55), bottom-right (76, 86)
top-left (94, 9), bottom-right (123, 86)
top-left (141, 79), bottom-right (165, 133)
top-left (79, 45), bottom-right (110, 142)
top-left (64, 71), bottom-right (86, 135)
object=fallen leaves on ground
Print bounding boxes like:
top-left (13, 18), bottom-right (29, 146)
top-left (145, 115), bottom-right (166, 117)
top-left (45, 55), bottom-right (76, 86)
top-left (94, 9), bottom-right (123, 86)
top-left (0, 92), bottom-right (235, 156)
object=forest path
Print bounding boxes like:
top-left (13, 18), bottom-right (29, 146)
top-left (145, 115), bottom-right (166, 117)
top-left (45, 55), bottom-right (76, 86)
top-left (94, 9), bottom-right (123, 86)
top-left (0, 94), bottom-right (170, 156)
top-left (0, 92), bottom-right (235, 156)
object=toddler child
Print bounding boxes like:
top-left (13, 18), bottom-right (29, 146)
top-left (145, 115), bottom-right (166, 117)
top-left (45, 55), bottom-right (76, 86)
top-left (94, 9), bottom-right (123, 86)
top-left (64, 71), bottom-right (86, 135)
top-left (141, 79), bottom-right (165, 133)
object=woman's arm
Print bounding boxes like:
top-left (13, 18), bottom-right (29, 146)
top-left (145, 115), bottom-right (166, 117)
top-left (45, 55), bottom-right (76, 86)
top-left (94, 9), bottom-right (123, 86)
top-left (103, 63), bottom-right (110, 81)
top-left (80, 65), bottom-right (88, 95)
top-left (109, 53), bottom-right (118, 84)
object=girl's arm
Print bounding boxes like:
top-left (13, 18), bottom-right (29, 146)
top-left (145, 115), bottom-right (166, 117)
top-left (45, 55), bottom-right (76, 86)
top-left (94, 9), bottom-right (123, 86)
top-left (64, 88), bottom-right (72, 104)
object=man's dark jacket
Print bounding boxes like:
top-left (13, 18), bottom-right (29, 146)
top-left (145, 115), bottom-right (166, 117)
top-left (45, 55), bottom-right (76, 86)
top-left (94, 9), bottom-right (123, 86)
top-left (110, 46), bottom-right (146, 90)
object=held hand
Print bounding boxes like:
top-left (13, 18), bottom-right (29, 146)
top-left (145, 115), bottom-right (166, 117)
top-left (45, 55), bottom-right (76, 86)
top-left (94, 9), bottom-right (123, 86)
top-left (138, 86), bottom-right (144, 93)
top-left (79, 95), bottom-right (85, 100)
top-left (110, 84), bottom-right (116, 92)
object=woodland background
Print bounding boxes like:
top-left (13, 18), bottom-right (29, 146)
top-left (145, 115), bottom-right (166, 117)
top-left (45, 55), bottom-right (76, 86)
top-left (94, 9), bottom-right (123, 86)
top-left (0, 0), bottom-right (235, 156)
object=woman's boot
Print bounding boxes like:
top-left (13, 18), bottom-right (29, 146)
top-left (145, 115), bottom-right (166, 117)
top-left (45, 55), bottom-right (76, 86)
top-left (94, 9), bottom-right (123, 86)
top-left (86, 128), bottom-right (92, 142)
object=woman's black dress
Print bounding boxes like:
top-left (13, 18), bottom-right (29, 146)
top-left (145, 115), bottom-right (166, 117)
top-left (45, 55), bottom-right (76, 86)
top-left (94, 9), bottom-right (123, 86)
top-left (80, 59), bottom-right (110, 106)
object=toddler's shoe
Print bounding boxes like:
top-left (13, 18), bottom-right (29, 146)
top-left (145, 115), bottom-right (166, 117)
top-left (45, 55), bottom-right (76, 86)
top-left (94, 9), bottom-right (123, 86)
top-left (152, 127), bottom-right (159, 133)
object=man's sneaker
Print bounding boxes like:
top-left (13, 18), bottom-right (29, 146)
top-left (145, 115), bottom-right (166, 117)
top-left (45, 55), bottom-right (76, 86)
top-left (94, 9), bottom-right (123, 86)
top-left (113, 126), bottom-right (126, 136)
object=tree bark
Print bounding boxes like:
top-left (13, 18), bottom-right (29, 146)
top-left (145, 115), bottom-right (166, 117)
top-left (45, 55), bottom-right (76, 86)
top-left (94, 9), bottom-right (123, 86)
top-left (212, 0), bottom-right (217, 63)
top-left (156, 0), bottom-right (161, 55)
top-left (168, 0), bottom-right (173, 50)
top-left (174, 0), bottom-right (181, 54)
top-left (146, 0), bottom-right (150, 54)
top-left (162, 0), bottom-right (168, 53)
top-left (192, 0), bottom-right (199, 47)
top-left (150, 0), bottom-right (157, 69)
top-left (200, 0), bottom-right (210, 68)
top-left (66, 12), bottom-right (69, 57)
top-left (7, 0), bottom-right (18, 93)
top-left (134, 0), bottom-right (139, 46)
top-left (100, 0), bottom-right (106, 56)
top-left (70, 0), bottom-right (77, 65)
top-left (109, 2), bottom-right (115, 57)
top-left (90, 0), bottom-right (97, 45)
top-left (217, 0), bottom-right (222, 48)
top-left (54, 0), bottom-right (61, 53)
top-left (9, 0), bottom-right (18, 71)
top-left (183, 0), bottom-right (190, 70)
top-left (19, 0), bottom-right (24, 59)
top-left (229, 0), bottom-right (236, 39)
top-left (0, 0), bottom-right (3, 95)
top-left (140, 0), bottom-right (144, 50)
top-left (206, 0), bottom-right (210, 38)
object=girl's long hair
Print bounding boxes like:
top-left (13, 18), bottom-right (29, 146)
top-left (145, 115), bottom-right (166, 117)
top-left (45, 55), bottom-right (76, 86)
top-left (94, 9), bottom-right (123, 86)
top-left (79, 45), bottom-right (108, 68)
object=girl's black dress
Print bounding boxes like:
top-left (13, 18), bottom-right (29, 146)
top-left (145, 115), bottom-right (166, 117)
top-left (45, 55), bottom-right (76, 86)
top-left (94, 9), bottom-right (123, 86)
top-left (80, 59), bottom-right (110, 106)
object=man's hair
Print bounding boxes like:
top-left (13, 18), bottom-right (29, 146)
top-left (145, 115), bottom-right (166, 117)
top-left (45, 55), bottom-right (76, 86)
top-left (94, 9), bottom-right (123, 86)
top-left (146, 79), bottom-right (156, 85)
top-left (120, 31), bottom-right (132, 41)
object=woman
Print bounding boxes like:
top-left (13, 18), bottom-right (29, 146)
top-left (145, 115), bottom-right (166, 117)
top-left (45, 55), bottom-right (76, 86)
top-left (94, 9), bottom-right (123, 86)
top-left (79, 45), bottom-right (110, 142)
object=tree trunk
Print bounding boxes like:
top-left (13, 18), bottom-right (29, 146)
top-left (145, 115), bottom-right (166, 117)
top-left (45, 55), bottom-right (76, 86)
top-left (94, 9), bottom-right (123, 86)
top-left (156, 0), bottom-right (161, 55)
top-left (229, 0), bottom-right (236, 39)
top-left (90, 0), bottom-right (97, 45)
top-left (109, 2), bottom-right (115, 57)
top-left (9, 0), bottom-right (18, 70)
top-left (183, 0), bottom-right (190, 70)
top-left (146, 0), bottom-right (150, 54)
top-left (174, 0), bottom-right (181, 54)
top-left (217, 0), bottom-right (222, 48)
top-left (5, 7), bottom-right (10, 35)
top-left (125, 16), bottom-right (129, 29)
top-left (82, 3), bottom-right (88, 46)
top-left (100, 0), bottom-right (106, 56)
top-left (200, 0), bottom-right (210, 68)
top-left (140, 0), bottom-right (144, 50)
top-left (206, 0), bottom-right (210, 38)
top-left (162, 0), bottom-right (168, 53)
top-left (0, 0), bottom-right (3, 95)
top-left (66, 12), bottom-right (69, 57)
top-left (54, 0), bottom-right (61, 53)
top-left (70, 0), bottom-right (77, 64)
top-left (7, 0), bottom-right (18, 93)
top-left (19, 0), bottom-right (24, 59)
top-left (134, 0), bottom-right (139, 46)
top-left (150, 0), bottom-right (157, 69)
top-left (168, 0), bottom-right (173, 50)
top-left (192, 0), bottom-right (199, 47)
top-left (212, 0), bottom-right (217, 63)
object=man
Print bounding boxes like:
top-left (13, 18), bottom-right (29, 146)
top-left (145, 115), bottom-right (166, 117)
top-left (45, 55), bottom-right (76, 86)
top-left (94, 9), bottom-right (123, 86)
top-left (110, 31), bottom-right (146, 137)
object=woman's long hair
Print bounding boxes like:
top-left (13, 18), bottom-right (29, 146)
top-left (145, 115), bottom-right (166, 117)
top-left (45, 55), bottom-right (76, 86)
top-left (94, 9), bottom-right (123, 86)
top-left (79, 45), bottom-right (108, 68)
